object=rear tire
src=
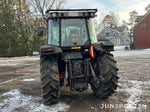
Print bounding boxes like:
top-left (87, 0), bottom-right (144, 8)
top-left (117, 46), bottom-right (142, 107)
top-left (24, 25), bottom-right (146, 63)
top-left (91, 52), bottom-right (119, 99)
top-left (40, 55), bottom-right (59, 105)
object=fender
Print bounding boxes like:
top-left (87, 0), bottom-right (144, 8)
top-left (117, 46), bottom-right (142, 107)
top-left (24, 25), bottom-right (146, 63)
top-left (40, 45), bottom-right (62, 56)
top-left (93, 41), bottom-right (114, 52)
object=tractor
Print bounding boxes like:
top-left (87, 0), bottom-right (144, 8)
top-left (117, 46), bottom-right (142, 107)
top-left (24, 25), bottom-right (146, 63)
top-left (38, 9), bottom-right (119, 105)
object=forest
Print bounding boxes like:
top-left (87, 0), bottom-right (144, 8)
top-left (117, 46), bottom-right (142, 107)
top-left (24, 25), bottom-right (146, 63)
top-left (0, 0), bottom-right (64, 57)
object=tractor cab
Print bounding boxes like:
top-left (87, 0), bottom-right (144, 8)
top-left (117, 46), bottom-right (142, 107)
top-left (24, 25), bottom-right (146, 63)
top-left (46, 9), bottom-right (97, 48)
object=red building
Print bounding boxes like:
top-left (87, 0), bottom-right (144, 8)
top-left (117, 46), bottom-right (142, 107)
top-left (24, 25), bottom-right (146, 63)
top-left (134, 13), bottom-right (150, 48)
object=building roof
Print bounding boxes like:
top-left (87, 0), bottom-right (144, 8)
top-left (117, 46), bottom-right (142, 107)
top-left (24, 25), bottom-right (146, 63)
top-left (97, 26), bottom-right (127, 39)
top-left (97, 27), bottom-right (120, 37)
top-left (111, 26), bottom-right (127, 33)
top-left (99, 26), bottom-right (127, 34)
top-left (135, 16), bottom-right (144, 22)
top-left (134, 12), bottom-right (150, 29)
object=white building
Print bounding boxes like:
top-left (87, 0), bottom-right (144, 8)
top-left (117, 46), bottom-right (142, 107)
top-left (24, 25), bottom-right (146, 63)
top-left (97, 26), bottom-right (131, 48)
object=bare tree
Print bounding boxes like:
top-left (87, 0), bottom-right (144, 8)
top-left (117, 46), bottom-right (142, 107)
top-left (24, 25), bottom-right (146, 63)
top-left (102, 15), bottom-right (113, 27)
top-left (122, 19), bottom-right (130, 27)
top-left (94, 19), bottom-right (102, 35)
top-left (121, 10), bottom-right (138, 28)
top-left (102, 12), bottom-right (120, 27)
top-left (30, 0), bottom-right (65, 23)
top-left (94, 12), bottom-right (106, 34)
top-left (145, 4), bottom-right (150, 13)
top-left (129, 10), bottom-right (138, 28)
top-left (94, 12), bottom-right (120, 34)
top-left (109, 12), bottom-right (120, 27)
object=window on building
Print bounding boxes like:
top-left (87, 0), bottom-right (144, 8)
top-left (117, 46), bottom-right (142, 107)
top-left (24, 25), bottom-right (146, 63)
top-left (141, 23), bottom-right (146, 28)
top-left (113, 33), bottom-right (116, 36)
top-left (116, 33), bottom-right (119, 37)
top-left (106, 32), bottom-right (110, 37)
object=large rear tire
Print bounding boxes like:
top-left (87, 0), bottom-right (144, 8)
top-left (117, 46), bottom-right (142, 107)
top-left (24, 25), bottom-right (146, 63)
top-left (91, 52), bottom-right (119, 99)
top-left (40, 55), bottom-right (59, 105)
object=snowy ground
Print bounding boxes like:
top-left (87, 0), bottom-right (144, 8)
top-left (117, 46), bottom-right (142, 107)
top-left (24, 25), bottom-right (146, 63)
top-left (0, 89), bottom-right (70, 112)
top-left (0, 49), bottom-right (150, 112)
top-left (0, 56), bottom-right (39, 67)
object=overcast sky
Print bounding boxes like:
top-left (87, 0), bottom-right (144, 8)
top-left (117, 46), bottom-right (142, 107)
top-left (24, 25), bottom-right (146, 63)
top-left (66, 0), bottom-right (150, 22)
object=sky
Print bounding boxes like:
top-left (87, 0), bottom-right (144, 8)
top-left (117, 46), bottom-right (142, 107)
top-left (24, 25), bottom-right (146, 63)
top-left (66, 0), bottom-right (150, 22)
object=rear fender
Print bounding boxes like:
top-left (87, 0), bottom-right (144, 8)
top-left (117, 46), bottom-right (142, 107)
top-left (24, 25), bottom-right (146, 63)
top-left (40, 45), bottom-right (62, 56)
top-left (93, 41), bottom-right (114, 52)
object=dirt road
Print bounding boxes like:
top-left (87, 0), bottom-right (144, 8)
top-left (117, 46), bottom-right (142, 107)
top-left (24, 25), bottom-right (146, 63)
top-left (0, 49), bottom-right (150, 112)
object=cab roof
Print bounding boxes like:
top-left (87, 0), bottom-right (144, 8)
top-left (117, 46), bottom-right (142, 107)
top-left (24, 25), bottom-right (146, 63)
top-left (45, 9), bottom-right (97, 20)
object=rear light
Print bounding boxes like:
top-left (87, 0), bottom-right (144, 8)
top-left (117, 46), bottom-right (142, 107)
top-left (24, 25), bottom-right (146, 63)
top-left (59, 76), bottom-right (63, 79)
top-left (90, 73), bottom-right (93, 76)
top-left (89, 44), bottom-right (94, 59)
top-left (41, 48), bottom-right (53, 53)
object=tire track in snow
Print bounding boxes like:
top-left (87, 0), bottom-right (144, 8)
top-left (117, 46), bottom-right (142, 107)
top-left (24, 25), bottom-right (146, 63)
top-left (118, 79), bottom-right (148, 111)
top-left (124, 80), bottom-right (143, 112)
top-left (0, 78), bottom-right (18, 85)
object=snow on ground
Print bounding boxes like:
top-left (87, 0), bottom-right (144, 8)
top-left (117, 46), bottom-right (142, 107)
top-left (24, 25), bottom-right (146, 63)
top-left (0, 56), bottom-right (39, 67)
top-left (125, 81), bottom-right (143, 111)
top-left (144, 48), bottom-right (150, 51)
top-left (0, 56), bottom-right (39, 61)
top-left (0, 89), bottom-right (70, 112)
top-left (0, 78), bottom-right (17, 85)
top-left (114, 46), bottom-right (129, 51)
top-left (112, 49), bottom-right (150, 57)
top-left (0, 63), bottom-right (19, 66)
top-left (21, 77), bottom-right (39, 82)
top-left (21, 78), bottom-right (35, 81)
top-left (118, 79), bottom-right (149, 111)
top-left (0, 63), bottom-right (35, 67)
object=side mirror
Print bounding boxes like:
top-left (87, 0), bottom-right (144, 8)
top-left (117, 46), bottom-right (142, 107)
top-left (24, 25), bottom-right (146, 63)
top-left (37, 27), bottom-right (44, 36)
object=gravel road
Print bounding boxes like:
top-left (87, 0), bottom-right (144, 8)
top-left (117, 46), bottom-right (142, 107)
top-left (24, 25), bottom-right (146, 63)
top-left (0, 49), bottom-right (150, 112)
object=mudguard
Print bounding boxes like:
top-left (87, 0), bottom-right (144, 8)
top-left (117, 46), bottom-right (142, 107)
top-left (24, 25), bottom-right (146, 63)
top-left (40, 45), bottom-right (62, 56)
top-left (93, 41), bottom-right (114, 52)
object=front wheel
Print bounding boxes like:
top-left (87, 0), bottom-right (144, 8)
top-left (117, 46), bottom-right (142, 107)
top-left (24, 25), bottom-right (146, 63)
top-left (91, 52), bottom-right (119, 99)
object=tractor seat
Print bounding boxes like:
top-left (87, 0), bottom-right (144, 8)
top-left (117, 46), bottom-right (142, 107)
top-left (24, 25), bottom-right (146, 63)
top-left (69, 29), bottom-right (79, 38)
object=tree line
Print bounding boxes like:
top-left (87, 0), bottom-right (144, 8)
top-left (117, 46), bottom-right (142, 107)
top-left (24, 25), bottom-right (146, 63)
top-left (0, 0), bottom-right (65, 57)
